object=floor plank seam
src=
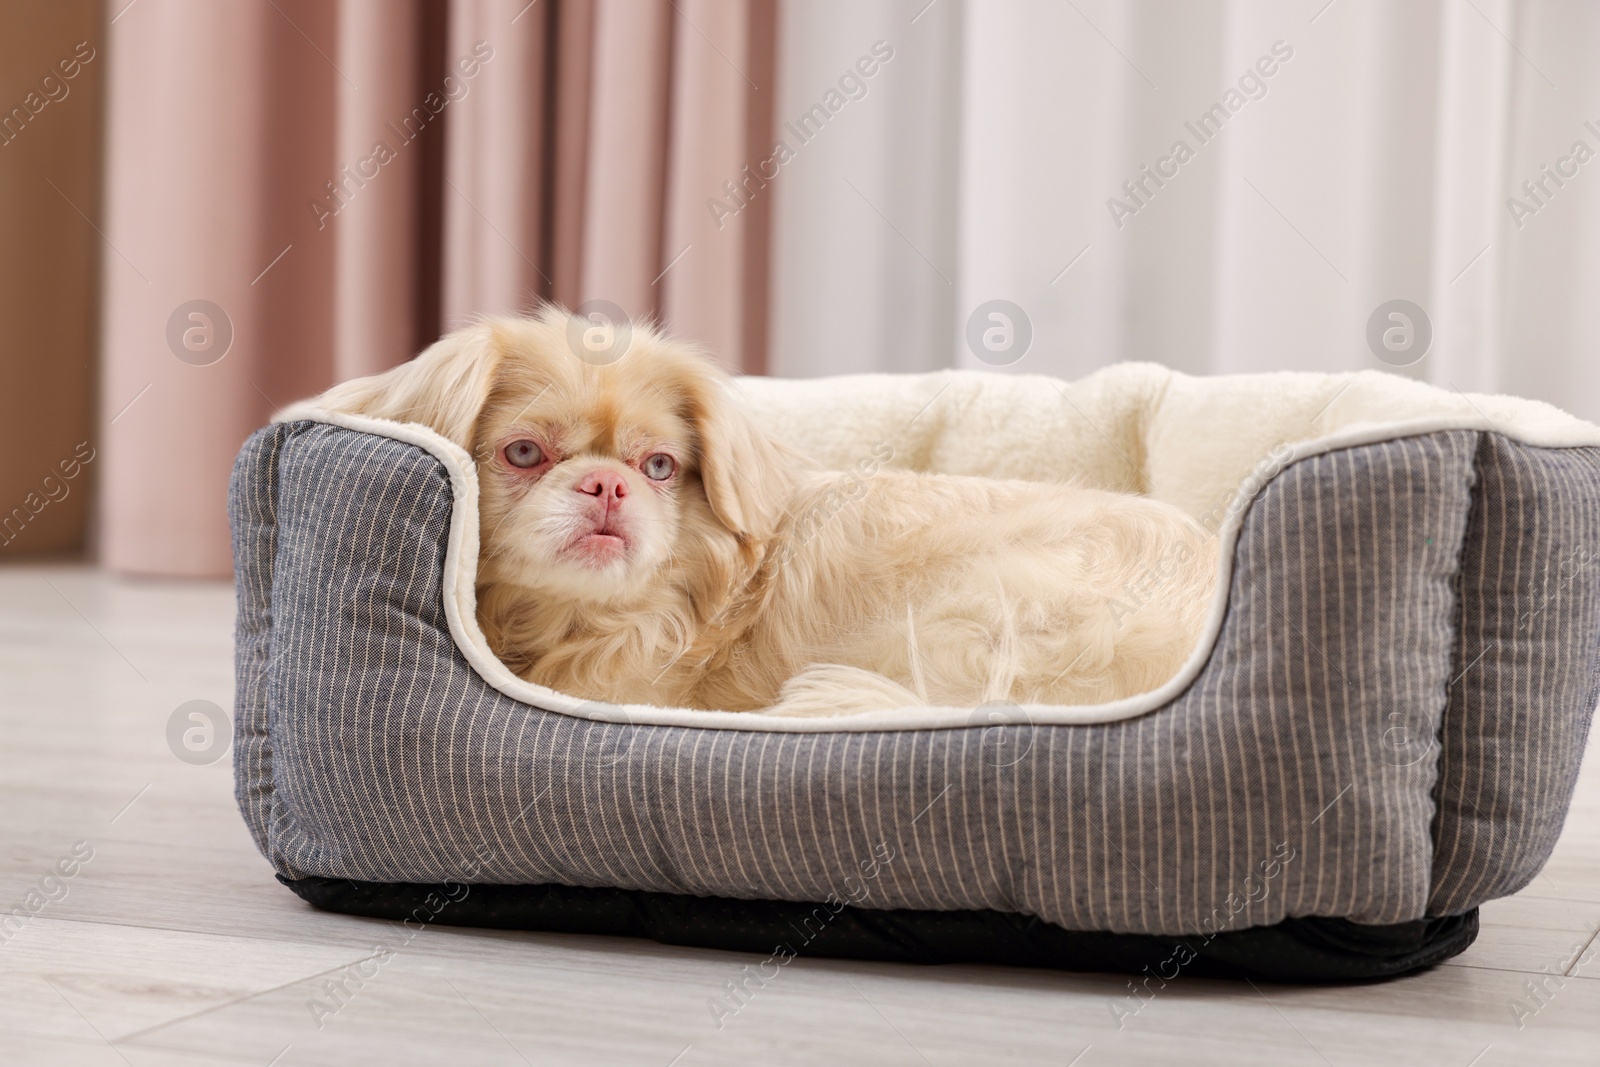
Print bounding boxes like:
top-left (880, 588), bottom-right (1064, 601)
top-left (108, 952), bottom-right (389, 1046)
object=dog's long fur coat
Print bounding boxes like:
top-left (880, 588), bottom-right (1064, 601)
top-left (313, 309), bottom-right (1217, 715)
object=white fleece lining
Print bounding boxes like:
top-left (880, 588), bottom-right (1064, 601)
top-left (273, 371), bottom-right (1600, 733)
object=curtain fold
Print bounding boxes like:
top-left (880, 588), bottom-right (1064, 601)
top-left (577, 0), bottom-right (674, 320)
top-left (102, 0), bottom-right (296, 577)
top-left (99, 0), bottom-right (776, 577)
top-left (442, 0), bottom-right (549, 326)
top-left (546, 0), bottom-right (597, 309)
top-left (335, 0), bottom-right (424, 381)
top-left (660, 0), bottom-right (778, 371)
top-left (1425, 0), bottom-right (1513, 397)
top-left (766, 0), bottom-right (964, 378)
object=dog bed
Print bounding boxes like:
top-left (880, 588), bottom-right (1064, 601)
top-left (232, 363), bottom-right (1600, 980)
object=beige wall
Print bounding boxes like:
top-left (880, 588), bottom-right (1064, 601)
top-left (0, 0), bottom-right (102, 558)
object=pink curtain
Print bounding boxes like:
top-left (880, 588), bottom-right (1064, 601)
top-left (442, 0), bottom-right (550, 324)
top-left (661, 0), bottom-right (777, 376)
top-left (100, 0), bottom-right (776, 577)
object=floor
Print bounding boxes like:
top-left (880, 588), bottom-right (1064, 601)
top-left (2, 563), bottom-right (1597, 1067)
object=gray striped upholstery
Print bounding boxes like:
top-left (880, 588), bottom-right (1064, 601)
top-left (1429, 435), bottom-right (1600, 913)
top-left (230, 423), bottom-right (1600, 935)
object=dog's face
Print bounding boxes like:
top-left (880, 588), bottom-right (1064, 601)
top-left (473, 339), bottom-right (706, 600)
top-left (317, 310), bottom-right (793, 609)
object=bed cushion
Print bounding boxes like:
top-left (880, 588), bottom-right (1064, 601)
top-left (233, 365), bottom-right (1600, 977)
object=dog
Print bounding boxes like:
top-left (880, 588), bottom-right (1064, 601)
top-left (311, 308), bottom-right (1217, 716)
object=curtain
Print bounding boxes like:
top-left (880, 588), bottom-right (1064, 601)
top-left (768, 0), bottom-right (1600, 427)
top-left (21, 0), bottom-right (1600, 576)
top-left (97, 0), bottom-right (776, 577)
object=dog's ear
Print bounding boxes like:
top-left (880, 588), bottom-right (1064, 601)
top-left (312, 323), bottom-right (500, 450)
top-left (670, 354), bottom-right (796, 544)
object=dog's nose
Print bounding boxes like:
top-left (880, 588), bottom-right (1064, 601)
top-left (576, 470), bottom-right (628, 502)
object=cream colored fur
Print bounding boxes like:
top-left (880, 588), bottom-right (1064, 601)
top-left (309, 309), bottom-right (1220, 716)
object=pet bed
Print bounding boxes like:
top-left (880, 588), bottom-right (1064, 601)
top-left (232, 363), bottom-right (1600, 980)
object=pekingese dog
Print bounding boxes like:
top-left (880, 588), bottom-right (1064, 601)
top-left (311, 308), bottom-right (1217, 716)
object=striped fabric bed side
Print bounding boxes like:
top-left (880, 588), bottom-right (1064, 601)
top-left (229, 423), bottom-right (1585, 936)
top-left (1428, 437), bottom-right (1600, 914)
top-left (230, 422), bottom-right (290, 862)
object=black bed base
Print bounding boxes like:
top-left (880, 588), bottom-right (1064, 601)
top-left (282, 876), bottom-right (1477, 982)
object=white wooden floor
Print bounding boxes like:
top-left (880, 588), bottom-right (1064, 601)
top-left (2, 562), bottom-right (1597, 1066)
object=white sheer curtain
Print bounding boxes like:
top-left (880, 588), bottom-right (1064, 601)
top-left (768, 0), bottom-right (1600, 424)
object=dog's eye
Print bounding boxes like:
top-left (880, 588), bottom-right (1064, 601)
top-left (504, 440), bottom-right (544, 469)
top-left (642, 453), bottom-right (676, 481)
